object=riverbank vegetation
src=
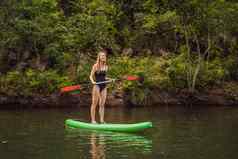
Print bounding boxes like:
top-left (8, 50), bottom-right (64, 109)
top-left (0, 0), bottom-right (238, 106)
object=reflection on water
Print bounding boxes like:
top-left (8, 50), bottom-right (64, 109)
top-left (65, 127), bottom-right (152, 159)
top-left (90, 133), bottom-right (106, 159)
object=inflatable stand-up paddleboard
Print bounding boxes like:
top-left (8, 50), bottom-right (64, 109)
top-left (65, 119), bottom-right (153, 133)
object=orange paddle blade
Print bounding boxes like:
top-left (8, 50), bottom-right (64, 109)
top-left (61, 85), bottom-right (81, 93)
top-left (126, 76), bottom-right (139, 81)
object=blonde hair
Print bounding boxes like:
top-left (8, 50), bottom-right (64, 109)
top-left (95, 50), bottom-right (107, 71)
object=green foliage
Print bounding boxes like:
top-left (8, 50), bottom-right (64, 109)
top-left (3, 0), bottom-right (62, 51)
top-left (25, 69), bottom-right (72, 94)
top-left (61, 13), bottom-right (117, 52)
top-left (109, 56), bottom-right (156, 89)
top-left (108, 56), bottom-right (170, 104)
top-left (0, 0), bottom-right (238, 99)
top-left (75, 56), bottom-right (93, 83)
top-left (199, 59), bottom-right (226, 88)
top-left (223, 55), bottom-right (238, 80)
top-left (223, 82), bottom-right (238, 101)
top-left (166, 53), bottom-right (227, 90)
top-left (0, 69), bottom-right (72, 96)
top-left (166, 54), bottom-right (188, 89)
top-left (0, 71), bottom-right (24, 95)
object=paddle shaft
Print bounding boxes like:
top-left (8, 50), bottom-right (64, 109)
top-left (94, 79), bottom-right (118, 85)
top-left (61, 75), bottom-right (140, 93)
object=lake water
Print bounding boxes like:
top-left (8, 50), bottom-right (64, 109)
top-left (0, 106), bottom-right (238, 159)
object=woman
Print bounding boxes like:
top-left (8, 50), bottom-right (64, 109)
top-left (89, 50), bottom-right (113, 124)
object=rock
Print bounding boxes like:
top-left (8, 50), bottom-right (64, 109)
top-left (16, 62), bottom-right (28, 71)
top-left (1, 140), bottom-right (8, 144)
top-left (122, 48), bottom-right (133, 56)
top-left (22, 51), bottom-right (31, 60)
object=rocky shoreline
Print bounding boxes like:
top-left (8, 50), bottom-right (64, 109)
top-left (0, 88), bottom-right (238, 108)
top-left (0, 90), bottom-right (125, 109)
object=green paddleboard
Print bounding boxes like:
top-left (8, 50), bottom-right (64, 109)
top-left (65, 119), bottom-right (153, 133)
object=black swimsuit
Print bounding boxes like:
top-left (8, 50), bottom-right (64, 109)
top-left (95, 70), bottom-right (107, 92)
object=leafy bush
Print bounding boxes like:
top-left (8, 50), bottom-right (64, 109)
top-left (165, 54), bottom-right (188, 89)
top-left (0, 71), bottom-right (25, 95)
top-left (25, 69), bottom-right (73, 94)
top-left (199, 58), bottom-right (226, 88)
top-left (0, 69), bottom-right (72, 96)
top-left (108, 56), bottom-right (169, 104)
top-left (165, 53), bottom-right (227, 90)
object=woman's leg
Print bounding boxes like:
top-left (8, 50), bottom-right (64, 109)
top-left (90, 85), bottom-right (100, 123)
top-left (99, 88), bottom-right (107, 123)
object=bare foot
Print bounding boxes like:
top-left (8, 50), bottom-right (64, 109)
top-left (91, 121), bottom-right (97, 124)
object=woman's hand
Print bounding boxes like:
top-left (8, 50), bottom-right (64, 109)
top-left (91, 81), bottom-right (96, 84)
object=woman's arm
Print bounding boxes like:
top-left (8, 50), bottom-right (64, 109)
top-left (89, 64), bottom-right (96, 84)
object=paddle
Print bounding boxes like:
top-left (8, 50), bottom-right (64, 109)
top-left (60, 75), bottom-right (142, 94)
